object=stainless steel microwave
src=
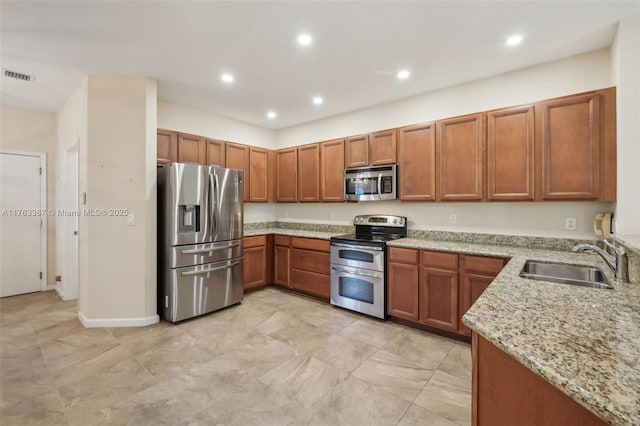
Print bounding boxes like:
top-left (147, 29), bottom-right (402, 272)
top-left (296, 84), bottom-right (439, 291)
top-left (344, 165), bottom-right (397, 201)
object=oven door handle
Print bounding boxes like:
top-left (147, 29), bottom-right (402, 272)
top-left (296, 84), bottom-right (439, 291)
top-left (331, 242), bottom-right (383, 251)
top-left (331, 265), bottom-right (384, 279)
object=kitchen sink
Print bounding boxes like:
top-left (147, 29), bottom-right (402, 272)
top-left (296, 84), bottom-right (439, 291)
top-left (519, 261), bottom-right (613, 289)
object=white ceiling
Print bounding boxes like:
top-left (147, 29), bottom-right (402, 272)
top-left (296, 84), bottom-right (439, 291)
top-left (1, 1), bottom-right (638, 129)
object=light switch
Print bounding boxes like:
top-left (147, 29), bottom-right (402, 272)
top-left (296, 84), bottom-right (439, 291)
top-left (127, 213), bottom-right (135, 226)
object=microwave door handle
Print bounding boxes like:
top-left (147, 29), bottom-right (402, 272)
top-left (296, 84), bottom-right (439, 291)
top-left (377, 173), bottom-right (382, 199)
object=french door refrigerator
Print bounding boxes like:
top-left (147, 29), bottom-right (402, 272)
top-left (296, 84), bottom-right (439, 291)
top-left (158, 163), bottom-right (244, 322)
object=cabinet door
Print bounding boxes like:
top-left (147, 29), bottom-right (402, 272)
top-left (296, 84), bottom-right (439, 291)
top-left (487, 106), bottom-right (535, 201)
top-left (205, 139), bottom-right (226, 167)
top-left (297, 144), bottom-right (320, 202)
top-left (387, 262), bottom-right (419, 321)
top-left (398, 123), bottom-right (436, 201)
top-left (345, 134), bottom-right (369, 168)
top-left (177, 132), bottom-right (206, 165)
top-left (226, 143), bottom-right (250, 201)
top-left (277, 148), bottom-right (298, 202)
top-left (249, 147), bottom-right (269, 202)
top-left (320, 138), bottom-right (345, 202)
top-left (540, 93), bottom-right (600, 200)
top-left (274, 244), bottom-right (290, 287)
top-left (459, 273), bottom-right (494, 335)
top-left (437, 113), bottom-right (485, 201)
top-left (370, 129), bottom-right (397, 165)
top-left (420, 267), bottom-right (458, 331)
top-left (157, 129), bottom-right (178, 166)
top-left (243, 246), bottom-right (266, 290)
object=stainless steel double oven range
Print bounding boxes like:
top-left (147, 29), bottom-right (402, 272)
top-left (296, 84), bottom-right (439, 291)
top-left (330, 215), bottom-right (407, 319)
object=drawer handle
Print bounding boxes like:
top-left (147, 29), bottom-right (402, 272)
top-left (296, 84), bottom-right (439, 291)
top-left (331, 242), bottom-right (382, 251)
top-left (181, 260), bottom-right (240, 276)
top-left (331, 265), bottom-right (383, 279)
top-left (181, 241), bottom-right (240, 254)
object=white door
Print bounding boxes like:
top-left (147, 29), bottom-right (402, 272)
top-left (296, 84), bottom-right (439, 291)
top-left (0, 153), bottom-right (43, 297)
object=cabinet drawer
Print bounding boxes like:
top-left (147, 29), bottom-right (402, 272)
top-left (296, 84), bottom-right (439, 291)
top-left (274, 235), bottom-right (291, 246)
top-left (388, 247), bottom-right (419, 264)
top-left (243, 235), bottom-right (266, 248)
top-left (462, 255), bottom-right (505, 276)
top-left (291, 237), bottom-right (329, 252)
top-left (290, 248), bottom-right (330, 274)
top-left (422, 251), bottom-right (458, 270)
top-left (290, 269), bottom-right (330, 299)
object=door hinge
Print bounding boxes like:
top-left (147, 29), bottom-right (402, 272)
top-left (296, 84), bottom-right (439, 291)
top-left (165, 295), bottom-right (169, 308)
top-left (39, 167), bottom-right (42, 175)
top-left (39, 271), bottom-right (43, 279)
top-left (40, 219), bottom-right (43, 229)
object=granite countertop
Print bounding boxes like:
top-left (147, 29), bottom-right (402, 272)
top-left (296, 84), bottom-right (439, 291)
top-left (388, 238), bottom-right (640, 425)
top-left (243, 228), bottom-right (342, 240)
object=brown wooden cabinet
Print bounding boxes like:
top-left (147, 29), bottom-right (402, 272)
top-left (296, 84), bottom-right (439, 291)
top-left (437, 113), bottom-right (485, 201)
top-left (289, 237), bottom-right (330, 300)
top-left (226, 143), bottom-right (250, 201)
top-left (487, 106), bottom-right (535, 201)
top-left (249, 147), bottom-right (269, 202)
top-left (397, 123), bottom-right (436, 201)
top-left (276, 148), bottom-right (298, 202)
top-left (205, 139), bottom-right (226, 167)
top-left (345, 134), bottom-right (369, 168)
top-left (459, 255), bottom-right (506, 336)
top-left (243, 235), bottom-right (268, 290)
top-left (539, 93), bottom-right (600, 200)
top-left (274, 235), bottom-right (291, 287)
top-left (473, 334), bottom-right (606, 426)
top-left (420, 251), bottom-right (459, 332)
top-left (157, 129), bottom-right (178, 166)
top-left (297, 144), bottom-right (320, 202)
top-left (177, 132), bottom-right (206, 165)
top-left (387, 249), bottom-right (420, 321)
top-left (370, 129), bottom-right (397, 165)
top-left (319, 138), bottom-right (345, 202)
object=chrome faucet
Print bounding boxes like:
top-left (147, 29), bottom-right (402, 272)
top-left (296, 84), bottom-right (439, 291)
top-left (572, 239), bottom-right (629, 283)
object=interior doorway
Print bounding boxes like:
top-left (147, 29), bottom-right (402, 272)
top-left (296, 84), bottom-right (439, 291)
top-left (61, 145), bottom-right (79, 300)
top-left (0, 151), bottom-right (47, 297)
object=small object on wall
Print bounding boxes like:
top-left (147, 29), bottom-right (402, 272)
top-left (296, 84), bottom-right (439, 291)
top-left (80, 192), bottom-right (86, 205)
top-left (127, 213), bottom-right (135, 226)
top-left (593, 212), bottom-right (612, 236)
top-left (565, 217), bottom-right (577, 230)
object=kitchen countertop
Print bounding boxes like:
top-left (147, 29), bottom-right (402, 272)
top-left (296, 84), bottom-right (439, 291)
top-left (388, 238), bottom-right (640, 426)
top-left (244, 228), bottom-right (341, 240)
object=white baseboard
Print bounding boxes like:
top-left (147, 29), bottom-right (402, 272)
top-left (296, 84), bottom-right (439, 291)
top-left (78, 311), bottom-right (160, 328)
top-left (53, 283), bottom-right (64, 299)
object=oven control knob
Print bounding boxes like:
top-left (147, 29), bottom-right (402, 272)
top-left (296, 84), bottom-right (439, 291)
top-left (393, 219), bottom-right (397, 224)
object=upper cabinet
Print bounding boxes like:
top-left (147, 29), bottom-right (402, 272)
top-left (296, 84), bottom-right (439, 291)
top-left (487, 106), bottom-right (535, 201)
top-left (249, 147), bottom-right (270, 202)
top-left (157, 129), bottom-right (177, 166)
top-left (205, 139), bottom-right (226, 167)
top-left (276, 148), bottom-right (298, 202)
top-left (539, 93), bottom-right (600, 200)
top-left (437, 113), bottom-right (485, 201)
top-left (398, 123), bottom-right (436, 201)
top-left (298, 144), bottom-right (320, 202)
top-left (226, 143), bottom-right (250, 201)
top-left (177, 132), bottom-right (206, 165)
top-left (320, 138), bottom-right (345, 202)
top-left (345, 130), bottom-right (396, 168)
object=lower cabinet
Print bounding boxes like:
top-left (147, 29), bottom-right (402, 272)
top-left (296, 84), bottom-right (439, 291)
top-left (473, 334), bottom-right (607, 426)
top-left (243, 235), bottom-right (268, 291)
top-left (274, 235), bottom-right (291, 287)
top-left (387, 247), bottom-right (506, 337)
top-left (289, 237), bottom-right (331, 300)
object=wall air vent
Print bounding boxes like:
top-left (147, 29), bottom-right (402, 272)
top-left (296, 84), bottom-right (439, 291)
top-left (2, 69), bottom-right (36, 83)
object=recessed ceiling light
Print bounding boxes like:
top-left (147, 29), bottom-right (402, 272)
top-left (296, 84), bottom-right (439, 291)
top-left (298, 34), bottom-right (313, 46)
top-left (221, 73), bottom-right (234, 83)
top-left (312, 96), bottom-right (323, 105)
top-left (506, 34), bottom-right (524, 47)
top-left (267, 111), bottom-right (277, 119)
top-left (397, 70), bottom-right (411, 80)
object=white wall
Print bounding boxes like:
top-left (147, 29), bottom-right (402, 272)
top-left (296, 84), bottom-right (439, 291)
top-left (55, 78), bottom-right (87, 301)
top-left (79, 76), bottom-right (157, 325)
top-left (158, 100), bottom-right (276, 149)
top-left (0, 105), bottom-right (57, 284)
top-left (273, 48), bottom-right (616, 237)
top-left (611, 17), bottom-right (640, 235)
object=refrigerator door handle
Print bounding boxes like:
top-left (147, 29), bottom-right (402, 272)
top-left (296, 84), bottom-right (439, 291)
top-left (181, 260), bottom-right (241, 276)
top-left (213, 172), bottom-right (220, 237)
top-left (208, 173), bottom-right (215, 237)
top-left (180, 241), bottom-right (241, 254)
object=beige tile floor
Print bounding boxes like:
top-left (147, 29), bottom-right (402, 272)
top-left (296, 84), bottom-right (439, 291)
top-left (0, 287), bottom-right (471, 426)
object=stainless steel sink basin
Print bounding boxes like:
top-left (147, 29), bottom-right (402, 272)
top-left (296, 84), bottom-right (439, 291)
top-left (519, 261), bottom-right (613, 289)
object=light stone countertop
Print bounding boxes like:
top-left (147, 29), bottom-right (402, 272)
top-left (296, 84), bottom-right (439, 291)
top-left (388, 238), bottom-right (640, 426)
top-left (243, 228), bottom-right (341, 240)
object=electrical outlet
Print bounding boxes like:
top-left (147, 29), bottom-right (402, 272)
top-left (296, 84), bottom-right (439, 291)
top-left (565, 217), bottom-right (576, 230)
top-left (127, 213), bottom-right (135, 226)
top-left (449, 214), bottom-right (457, 224)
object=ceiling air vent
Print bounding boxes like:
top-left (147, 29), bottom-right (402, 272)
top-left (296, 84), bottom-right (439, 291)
top-left (2, 69), bottom-right (36, 83)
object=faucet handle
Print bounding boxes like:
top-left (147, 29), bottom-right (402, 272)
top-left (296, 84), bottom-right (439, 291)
top-left (602, 239), bottom-right (626, 256)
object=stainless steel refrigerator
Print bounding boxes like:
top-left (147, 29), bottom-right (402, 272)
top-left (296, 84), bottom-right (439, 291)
top-left (158, 163), bottom-right (244, 322)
